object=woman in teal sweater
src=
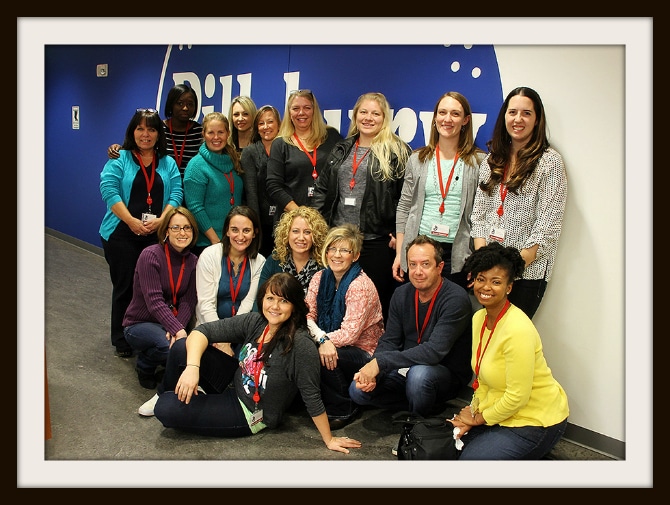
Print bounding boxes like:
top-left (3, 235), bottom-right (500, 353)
top-left (99, 108), bottom-right (183, 357)
top-left (450, 242), bottom-right (569, 459)
top-left (184, 112), bottom-right (244, 256)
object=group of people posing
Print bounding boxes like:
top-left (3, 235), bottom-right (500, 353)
top-left (98, 83), bottom-right (569, 459)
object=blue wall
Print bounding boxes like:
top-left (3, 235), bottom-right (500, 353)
top-left (45, 44), bottom-right (503, 247)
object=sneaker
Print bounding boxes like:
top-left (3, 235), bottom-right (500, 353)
top-left (391, 444), bottom-right (398, 457)
top-left (138, 393), bottom-right (159, 417)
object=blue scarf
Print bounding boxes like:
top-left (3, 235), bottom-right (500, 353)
top-left (316, 262), bottom-right (362, 333)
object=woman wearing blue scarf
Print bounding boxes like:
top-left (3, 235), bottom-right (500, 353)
top-left (305, 224), bottom-right (384, 430)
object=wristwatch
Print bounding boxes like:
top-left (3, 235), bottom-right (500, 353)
top-left (317, 335), bottom-right (330, 347)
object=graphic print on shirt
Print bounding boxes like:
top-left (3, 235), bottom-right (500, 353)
top-left (238, 342), bottom-right (268, 397)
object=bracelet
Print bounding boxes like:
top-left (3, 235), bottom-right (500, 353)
top-left (187, 363), bottom-right (200, 368)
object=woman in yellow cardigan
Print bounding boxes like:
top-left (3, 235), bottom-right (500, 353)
top-left (449, 242), bottom-right (569, 459)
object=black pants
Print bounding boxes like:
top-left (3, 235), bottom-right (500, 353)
top-left (508, 279), bottom-right (547, 319)
top-left (320, 345), bottom-right (369, 419)
top-left (101, 231), bottom-right (154, 351)
top-left (358, 236), bottom-right (399, 325)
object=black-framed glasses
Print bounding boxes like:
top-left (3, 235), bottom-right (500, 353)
top-left (137, 108), bottom-right (158, 114)
top-left (289, 89), bottom-right (313, 97)
top-left (326, 247), bottom-right (353, 256)
top-left (168, 225), bottom-right (193, 233)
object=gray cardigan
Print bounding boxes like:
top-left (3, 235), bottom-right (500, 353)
top-left (396, 150), bottom-right (485, 274)
top-left (196, 312), bottom-right (324, 429)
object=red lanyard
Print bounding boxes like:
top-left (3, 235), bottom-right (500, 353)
top-left (293, 134), bottom-right (318, 182)
top-left (164, 243), bottom-right (185, 316)
top-left (435, 145), bottom-right (458, 214)
top-left (223, 172), bottom-right (236, 205)
top-left (167, 119), bottom-right (191, 168)
top-left (472, 299), bottom-right (510, 390)
top-left (350, 139), bottom-right (370, 190)
top-left (414, 278), bottom-right (442, 343)
top-left (227, 256), bottom-right (248, 316)
top-left (134, 151), bottom-right (156, 208)
top-left (253, 325), bottom-right (270, 403)
top-left (497, 164), bottom-right (509, 217)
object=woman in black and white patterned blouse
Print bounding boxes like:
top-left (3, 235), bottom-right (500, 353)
top-left (470, 86), bottom-right (567, 319)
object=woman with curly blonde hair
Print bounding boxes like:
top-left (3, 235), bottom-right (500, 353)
top-left (257, 206), bottom-right (329, 295)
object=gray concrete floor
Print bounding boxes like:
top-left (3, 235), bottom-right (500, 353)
top-left (41, 233), bottom-right (616, 486)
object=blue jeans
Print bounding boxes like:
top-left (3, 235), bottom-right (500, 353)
top-left (124, 322), bottom-right (170, 374)
top-left (348, 364), bottom-right (463, 417)
top-left (153, 337), bottom-right (251, 438)
top-left (459, 418), bottom-right (568, 460)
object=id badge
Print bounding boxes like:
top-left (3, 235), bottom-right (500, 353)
top-left (489, 225), bottom-right (506, 242)
top-left (268, 205), bottom-right (277, 216)
top-left (307, 186), bottom-right (315, 198)
top-left (430, 223), bottom-right (450, 238)
top-left (142, 212), bottom-right (157, 223)
top-left (344, 197), bottom-right (356, 206)
top-left (250, 409), bottom-right (264, 426)
top-left (470, 395), bottom-right (479, 415)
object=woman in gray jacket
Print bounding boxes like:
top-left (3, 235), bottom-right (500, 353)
top-left (393, 91), bottom-right (485, 289)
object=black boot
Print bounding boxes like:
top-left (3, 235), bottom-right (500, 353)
top-left (136, 367), bottom-right (157, 389)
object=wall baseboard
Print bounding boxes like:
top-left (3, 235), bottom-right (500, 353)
top-left (456, 386), bottom-right (624, 460)
top-left (46, 228), bottom-right (103, 256)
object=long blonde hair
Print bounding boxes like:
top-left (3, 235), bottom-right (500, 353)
top-left (347, 92), bottom-right (410, 181)
top-left (227, 96), bottom-right (258, 151)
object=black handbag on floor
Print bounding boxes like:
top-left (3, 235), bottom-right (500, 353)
top-left (392, 411), bottom-right (462, 460)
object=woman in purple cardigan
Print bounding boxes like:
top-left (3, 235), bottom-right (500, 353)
top-left (122, 207), bottom-right (199, 389)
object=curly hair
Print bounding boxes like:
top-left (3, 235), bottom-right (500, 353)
top-left (271, 206), bottom-right (329, 266)
top-left (462, 242), bottom-right (525, 281)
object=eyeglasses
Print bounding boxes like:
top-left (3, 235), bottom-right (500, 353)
top-left (137, 108), bottom-right (158, 114)
top-left (289, 89), bottom-right (313, 97)
top-left (168, 225), bottom-right (193, 233)
top-left (326, 247), bottom-right (353, 256)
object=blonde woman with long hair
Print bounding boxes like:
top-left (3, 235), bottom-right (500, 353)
top-left (312, 92), bottom-right (411, 323)
top-left (228, 95), bottom-right (258, 152)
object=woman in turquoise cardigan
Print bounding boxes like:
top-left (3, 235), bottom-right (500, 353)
top-left (184, 112), bottom-right (244, 256)
top-left (99, 108), bottom-right (183, 357)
